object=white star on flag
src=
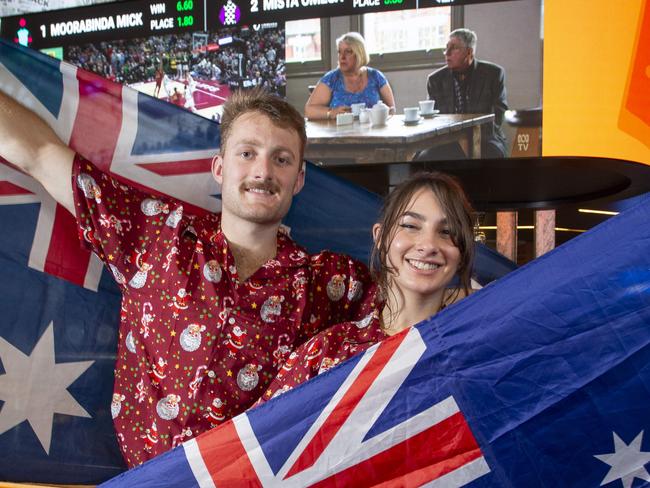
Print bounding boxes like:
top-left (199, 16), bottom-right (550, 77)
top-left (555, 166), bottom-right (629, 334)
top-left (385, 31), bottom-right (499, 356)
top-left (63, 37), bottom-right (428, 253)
top-left (0, 322), bottom-right (94, 453)
top-left (594, 431), bottom-right (650, 488)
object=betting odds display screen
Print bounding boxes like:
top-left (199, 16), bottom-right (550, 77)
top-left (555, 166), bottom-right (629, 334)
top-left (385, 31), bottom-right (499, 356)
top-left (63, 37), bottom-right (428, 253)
top-left (0, 0), bottom-right (495, 48)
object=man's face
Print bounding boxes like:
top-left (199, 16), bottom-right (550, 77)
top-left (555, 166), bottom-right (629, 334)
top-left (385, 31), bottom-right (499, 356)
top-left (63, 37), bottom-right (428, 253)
top-left (212, 111), bottom-right (305, 228)
top-left (444, 36), bottom-right (473, 71)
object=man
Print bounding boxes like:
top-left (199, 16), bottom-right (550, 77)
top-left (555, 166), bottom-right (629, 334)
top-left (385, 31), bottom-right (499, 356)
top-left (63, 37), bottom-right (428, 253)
top-left (427, 28), bottom-right (508, 159)
top-left (153, 62), bottom-right (164, 98)
top-left (183, 71), bottom-right (197, 113)
top-left (0, 88), bottom-right (373, 466)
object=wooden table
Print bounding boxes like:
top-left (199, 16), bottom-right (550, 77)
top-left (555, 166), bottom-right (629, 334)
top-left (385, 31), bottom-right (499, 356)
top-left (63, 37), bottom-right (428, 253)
top-left (305, 113), bottom-right (494, 165)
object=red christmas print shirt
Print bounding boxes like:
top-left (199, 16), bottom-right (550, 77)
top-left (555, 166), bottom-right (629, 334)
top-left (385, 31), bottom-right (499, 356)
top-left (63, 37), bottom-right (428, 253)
top-left (72, 156), bottom-right (374, 467)
top-left (260, 288), bottom-right (386, 403)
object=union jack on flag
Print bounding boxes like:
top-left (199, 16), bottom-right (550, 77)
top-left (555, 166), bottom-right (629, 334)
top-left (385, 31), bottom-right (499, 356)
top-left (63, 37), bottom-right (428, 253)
top-left (0, 37), bottom-right (220, 290)
top-left (186, 329), bottom-right (487, 487)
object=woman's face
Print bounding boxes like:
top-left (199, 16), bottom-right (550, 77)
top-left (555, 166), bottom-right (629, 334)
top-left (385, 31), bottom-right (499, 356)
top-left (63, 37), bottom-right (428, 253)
top-left (337, 41), bottom-right (358, 72)
top-left (377, 188), bottom-right (461, 301)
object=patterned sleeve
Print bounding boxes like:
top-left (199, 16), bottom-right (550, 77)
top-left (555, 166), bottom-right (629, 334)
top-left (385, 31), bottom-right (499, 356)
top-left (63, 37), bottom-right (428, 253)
top-left (72, 154), bottom-right (186, 291)
top-left (300, 251), bottom-right (378, 342)
top-left (259, 310), bottom-right (384, 403)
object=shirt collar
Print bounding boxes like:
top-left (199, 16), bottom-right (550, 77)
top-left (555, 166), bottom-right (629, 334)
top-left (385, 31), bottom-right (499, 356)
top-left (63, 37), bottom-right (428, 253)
top-left (192, 213), bottom-right (309, 270)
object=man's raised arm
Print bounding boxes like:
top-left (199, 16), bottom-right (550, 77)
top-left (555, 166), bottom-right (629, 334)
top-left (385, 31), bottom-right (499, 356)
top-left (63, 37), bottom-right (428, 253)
top-left (0, 90), bottom-right (75, 214)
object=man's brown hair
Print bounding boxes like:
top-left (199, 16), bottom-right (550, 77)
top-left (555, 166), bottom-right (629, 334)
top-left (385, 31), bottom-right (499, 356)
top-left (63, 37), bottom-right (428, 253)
top-left (219, 88), bottom-right (307, 162)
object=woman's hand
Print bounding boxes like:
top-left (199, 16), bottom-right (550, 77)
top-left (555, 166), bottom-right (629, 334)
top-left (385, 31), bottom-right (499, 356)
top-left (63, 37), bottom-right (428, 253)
top-left (326, 105), bottom-right (351, 120)
top-left (305, 82), bottom-right (350, 120)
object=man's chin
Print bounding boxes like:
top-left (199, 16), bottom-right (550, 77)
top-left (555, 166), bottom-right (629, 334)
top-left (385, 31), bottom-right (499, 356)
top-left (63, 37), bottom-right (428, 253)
top-left (239, 208), bottom-right (286, 227)
top-left (222, 199), bottom-right (291, 228)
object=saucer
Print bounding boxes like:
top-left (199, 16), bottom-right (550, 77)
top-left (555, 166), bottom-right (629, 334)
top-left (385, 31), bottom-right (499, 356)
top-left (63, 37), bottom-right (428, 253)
top-left (420, 110), bottom-right (440, 118)
top-left (403, 117), bottom-right (423, 126)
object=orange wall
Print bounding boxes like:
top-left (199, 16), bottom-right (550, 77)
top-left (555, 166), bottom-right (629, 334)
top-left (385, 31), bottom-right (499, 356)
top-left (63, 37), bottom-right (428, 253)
top-left (543, 0), bottom-right (650, 165)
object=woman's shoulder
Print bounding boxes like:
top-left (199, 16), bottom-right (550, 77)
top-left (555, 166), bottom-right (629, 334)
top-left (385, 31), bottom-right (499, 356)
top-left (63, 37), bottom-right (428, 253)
top-left (366, 66), bottom-right (387, 83)
top-left (320, 68), bottom-right (341, 85)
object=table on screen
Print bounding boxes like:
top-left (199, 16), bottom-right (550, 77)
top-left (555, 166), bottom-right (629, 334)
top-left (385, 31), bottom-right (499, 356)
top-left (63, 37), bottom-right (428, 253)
top-left (305, 113), bottom-right (494, 165)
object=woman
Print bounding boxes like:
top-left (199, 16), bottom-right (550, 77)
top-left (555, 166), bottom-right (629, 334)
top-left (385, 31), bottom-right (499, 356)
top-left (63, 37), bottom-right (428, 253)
top-left (304, 32), bottom-right (396, 121)
top-left (261, 172), bottom-right (475, 401)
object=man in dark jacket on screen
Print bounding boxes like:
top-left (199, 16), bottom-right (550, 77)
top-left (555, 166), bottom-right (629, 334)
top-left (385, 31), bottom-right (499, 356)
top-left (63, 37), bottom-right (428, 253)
top-left (427, 28), bottom-right (508, 159)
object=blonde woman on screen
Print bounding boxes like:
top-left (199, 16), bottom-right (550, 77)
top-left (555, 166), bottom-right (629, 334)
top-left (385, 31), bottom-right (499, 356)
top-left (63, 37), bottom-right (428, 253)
top-left (304, 32), bottom-right (396, 121)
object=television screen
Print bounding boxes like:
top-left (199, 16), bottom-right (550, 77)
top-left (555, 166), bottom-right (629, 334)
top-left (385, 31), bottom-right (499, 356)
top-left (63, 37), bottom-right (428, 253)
top-left (63, 24), bottom-right (285, 121)
top-left (0, 0), bottom-right (544, 164)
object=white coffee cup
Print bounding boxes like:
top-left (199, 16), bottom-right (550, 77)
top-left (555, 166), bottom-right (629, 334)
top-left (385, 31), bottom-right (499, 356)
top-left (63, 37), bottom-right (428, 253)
top-left (358, 108), bottom-right (370, 124)
top-left (350, 103), bottom-right (366, 116)
top-left (403, 107), bottom-right (420, 122)
top-left (419, 100), bottom-right (435, 115)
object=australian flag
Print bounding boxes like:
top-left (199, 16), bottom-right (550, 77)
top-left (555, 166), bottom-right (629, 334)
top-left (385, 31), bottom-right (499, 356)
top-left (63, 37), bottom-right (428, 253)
top-left (100, 193), bottom-right (650, 487)
top-left (0, 38), bottom-right (515, 484)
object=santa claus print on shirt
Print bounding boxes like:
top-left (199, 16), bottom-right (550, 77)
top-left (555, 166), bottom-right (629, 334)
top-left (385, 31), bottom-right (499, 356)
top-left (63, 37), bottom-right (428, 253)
top-left (237, 363), bottom-right (262, 391)
top-left (156, 393), bottom-right (181, 420)
top-left (142, 421), bottom-right (159, 452)
top-left (125, 330), bottom-right (137, 353)
top-left (140, 197), bottom-right (169, 216)
top-left (165, 205), bottom-right (183, 228)
top-left (204, 397), bottom-right (226, 427)
top-left (77, 172), bottom-right (102, 203)
top-left (347, 278), bottom-right (363, 301)
top-left (326, 274), bottom-right (347, 301)
top-left (149, 357), bottom-right (167, 387)
top-left (179, 323), bottom-right (206, 352)
top-left (127, 249), bottom-right (152, 289)
top-left (170, 288), bottom-right (189, 318)
top-left (261, 295), bottom-right (284, 323)
top-left (111, 393), bottom-right (126, 419)
top-left (318, 357), bottom-right (340, 375)
top-left (202, 259), bottom-right (222, 283)
top-left (225, 325), bottom-right (246, 357)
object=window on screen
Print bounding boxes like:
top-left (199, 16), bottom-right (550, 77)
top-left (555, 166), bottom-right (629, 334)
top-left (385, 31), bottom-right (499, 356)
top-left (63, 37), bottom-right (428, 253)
top-left (285, 18), bottom-right (331, 77)
top-left (286, 18), bottom-right (322, 63)
top-left (357, 6), bottom-right (459, 71)
top-left (363, 7), bottom-right (451, 54)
